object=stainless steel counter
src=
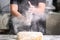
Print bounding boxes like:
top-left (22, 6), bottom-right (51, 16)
top-left (0, 35), bottom-right (60, 40)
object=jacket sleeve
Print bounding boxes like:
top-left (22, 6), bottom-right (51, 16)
top-left (10, 0), bottom-right (18, 4)
top-left (38, 0), bottom-right (46, 3)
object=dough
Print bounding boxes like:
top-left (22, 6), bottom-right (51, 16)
top-left (17, 32), bottom-right (43, 40)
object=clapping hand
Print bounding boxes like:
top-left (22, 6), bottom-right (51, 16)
top-left (28, 1), bottom-right (37, 13)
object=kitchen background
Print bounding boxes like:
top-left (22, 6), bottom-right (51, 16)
top-left (0, 0), bottom-right (60, 35)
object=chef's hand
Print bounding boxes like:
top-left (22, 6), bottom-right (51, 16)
top-left (28, 1), bottom-right (45, 15)
top-left (28, 1), bottom-right (37, 13)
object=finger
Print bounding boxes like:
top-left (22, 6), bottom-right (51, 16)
top-left (28, 1), bottom-right (33, 7)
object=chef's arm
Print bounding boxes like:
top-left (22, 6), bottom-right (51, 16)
top-left (37, 3), bottom-right (46, 13)
top-left (10, 4), bottom-right (22, 17)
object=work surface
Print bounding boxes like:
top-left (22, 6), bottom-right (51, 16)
top-left (0, 35), bottom-right (60, 40)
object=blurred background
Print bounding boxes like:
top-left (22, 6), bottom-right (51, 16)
top-left (0, 0), bottom-right (60, 35)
